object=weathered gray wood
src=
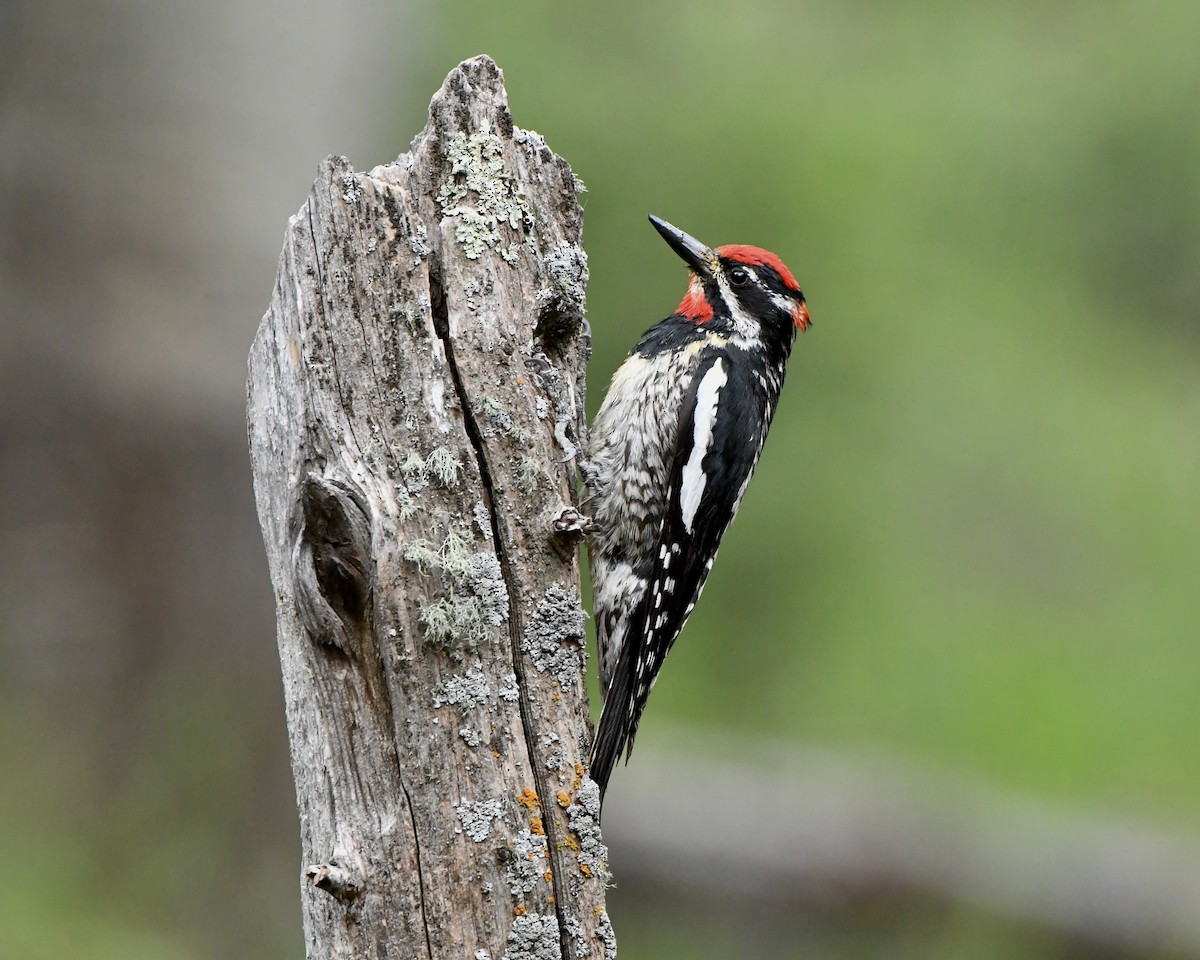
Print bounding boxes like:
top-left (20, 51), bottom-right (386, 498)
top-left (248, 55), bottom-right (613, 960)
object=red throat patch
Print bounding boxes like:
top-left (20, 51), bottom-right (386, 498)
top-left (677, 284), bottom-right (714, 323)
top-left (717, 244), bottom-right (801, 293)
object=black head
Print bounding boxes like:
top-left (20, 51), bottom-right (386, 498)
top-left (648, 215), bottom-right (810, 335)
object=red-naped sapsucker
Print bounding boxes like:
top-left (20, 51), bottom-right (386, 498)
top-left (584, 215), bottom-right (811, 801)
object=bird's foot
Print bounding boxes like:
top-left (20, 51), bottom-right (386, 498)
top-left (553, 506), bottom-right (597, 536)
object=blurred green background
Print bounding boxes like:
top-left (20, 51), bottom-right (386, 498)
top-left (2, 0), bottom-right (1197, 957)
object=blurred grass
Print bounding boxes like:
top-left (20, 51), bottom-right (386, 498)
top-left (0, 669), bottom-right (297, 959)
top-left (424, 0), bottom-right (1200, 821)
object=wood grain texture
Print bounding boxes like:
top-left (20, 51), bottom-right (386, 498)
top-left (247, 55), bottom-right (613, 960)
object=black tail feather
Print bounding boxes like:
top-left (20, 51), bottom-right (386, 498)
top-left (589, 637), bottom-right (639, 804)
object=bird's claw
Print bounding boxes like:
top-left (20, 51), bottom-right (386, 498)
top-left (553, 506), bottom-right (597, 536)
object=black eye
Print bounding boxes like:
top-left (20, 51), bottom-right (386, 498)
top-left (729, 267), bottom-right (750, 287)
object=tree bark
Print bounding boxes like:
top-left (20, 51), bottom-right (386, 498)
top-left (247, 55), bottom-right (613, 960)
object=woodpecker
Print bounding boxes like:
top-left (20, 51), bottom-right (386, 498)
top-left (585, 215), bottom-right (811, 801)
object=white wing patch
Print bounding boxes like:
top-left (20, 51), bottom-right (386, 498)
top-left (679, 359), bottom-right (728, 533)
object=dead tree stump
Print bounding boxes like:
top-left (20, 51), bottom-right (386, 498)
top-left (247, 55), bottom-right (613, 960)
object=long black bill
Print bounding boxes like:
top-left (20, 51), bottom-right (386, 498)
top-left (648, 215), bottom-right (717, 279)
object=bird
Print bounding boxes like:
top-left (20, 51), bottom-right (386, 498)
top-left (584, 214), bottom-right (811, 801)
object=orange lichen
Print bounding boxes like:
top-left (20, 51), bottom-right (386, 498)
top-left (514, 904), bottom-right (526, 916)
top-left (560, 834), bottom-right (580, 852)
top-left (517, 787), bottom-right (541, 809)
top-left (555, 790), bottom-right (571, 808)
top-left (543, 871), bottom-right (553, 883)
top-left (530, 817), bottom-right (545, 836)
top-left (580, 864), bottom-right (592, 878)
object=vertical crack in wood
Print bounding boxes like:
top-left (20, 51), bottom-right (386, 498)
top-left (428, 265), bottom-right (575, 960)
top-left (400, 780), bottom-right (436, 959)
top-left (252, 62), bottom-right (608, 954)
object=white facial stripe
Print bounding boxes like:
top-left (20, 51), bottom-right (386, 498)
top-left (715, 274), bottom-right (760, 342)
top-left (679, 359), bottom-right (728, 533)
top-left (770, 292), bottom-right (795, 315)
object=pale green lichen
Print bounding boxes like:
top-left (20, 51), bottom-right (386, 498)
top-left (400, 446), bottom-right (463, 491)
top-left (452, 208), bottom-right (498, 260)
top-left (401, 450), bottom-right (428, 476)
top-left (419, 596), bottom-right (488, 648)
top-left (404, 531), bottom-right (509, 652)
top-left (425, 446), bottom-right (463, 488)
top-left (397, 488), bottom-right (419, 522)
top-left (400, 450), bottom-right (430, 494)
top-left (436, 132), bottom-right (529, 261)
top-left (402, 536), bottom-right (448, 576)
